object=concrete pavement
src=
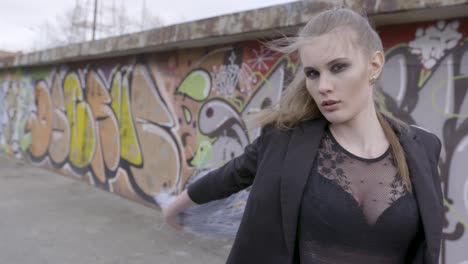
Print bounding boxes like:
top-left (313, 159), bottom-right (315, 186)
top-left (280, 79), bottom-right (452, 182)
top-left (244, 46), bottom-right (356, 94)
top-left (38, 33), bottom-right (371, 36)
top-left (0, 156), bottom-right (231, 264)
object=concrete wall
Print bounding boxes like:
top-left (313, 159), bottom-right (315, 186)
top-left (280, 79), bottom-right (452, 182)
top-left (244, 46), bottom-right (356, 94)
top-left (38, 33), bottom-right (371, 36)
top-left (1, 1), bottom-right (468, 263)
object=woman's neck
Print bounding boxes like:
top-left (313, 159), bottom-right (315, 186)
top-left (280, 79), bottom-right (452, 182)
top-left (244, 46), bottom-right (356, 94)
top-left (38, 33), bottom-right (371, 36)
top-left (328, 107), bottom-right (389, 159)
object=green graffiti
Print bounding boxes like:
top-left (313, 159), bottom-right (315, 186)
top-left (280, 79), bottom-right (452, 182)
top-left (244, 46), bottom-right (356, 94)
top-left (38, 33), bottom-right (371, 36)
top-left (189, 140), bottom-right (212, 167)
top-left (20, 132), bottom-right (32, 152)
top-left (431, 75), bottom-right (468, 118)
top-left (63, 73), bottom-right (96, 169)
top-left (29, 68), bottom-right (52, 80)
top-left (176, 69), bottom-right (211, 101)
top-left (418, 69), bottom-right (432, 88)
top-left (444, 198), bottom-right (467, 230)
top-left (110, 71), bottom-right (122, 118)
top-left (182, 106), bottom-right (192, 123)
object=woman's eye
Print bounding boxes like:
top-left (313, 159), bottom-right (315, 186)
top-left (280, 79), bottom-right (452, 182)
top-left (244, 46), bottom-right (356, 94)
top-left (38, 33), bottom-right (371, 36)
top-left (331, 63), bottom-right (348, 73)
top-left (304, 69), bottom-right (319, 79)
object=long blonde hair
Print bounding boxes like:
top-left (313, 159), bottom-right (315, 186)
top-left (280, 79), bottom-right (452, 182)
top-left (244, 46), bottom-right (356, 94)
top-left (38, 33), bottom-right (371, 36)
top-left (254, 8), bottom-right (412, 192)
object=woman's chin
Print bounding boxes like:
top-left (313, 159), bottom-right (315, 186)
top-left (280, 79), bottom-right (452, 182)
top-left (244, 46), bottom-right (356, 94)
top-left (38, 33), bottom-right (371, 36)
top-left (321, 110), bottom-right (350, 124)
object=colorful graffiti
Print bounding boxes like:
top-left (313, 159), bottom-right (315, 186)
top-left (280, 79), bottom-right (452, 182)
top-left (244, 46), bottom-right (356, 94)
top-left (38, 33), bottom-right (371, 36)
top-left (0, 17), bottom-right (467, 263)
top-left (0, 71), bottom-right (33, 158)
top-left (379, 18), bottom-right (468, 264)
top-left (16, 64), bottom-right (187, 201)
top-left (0, 42), bottom-right (299, 209)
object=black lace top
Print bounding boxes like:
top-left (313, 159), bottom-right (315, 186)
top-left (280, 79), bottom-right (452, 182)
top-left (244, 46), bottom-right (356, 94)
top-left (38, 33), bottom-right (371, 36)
top-left (297, 128), bottom-right (420, 264)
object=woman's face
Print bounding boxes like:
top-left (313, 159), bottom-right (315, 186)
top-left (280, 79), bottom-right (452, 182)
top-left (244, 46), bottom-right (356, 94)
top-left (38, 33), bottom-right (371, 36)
top-left (299, 29), bottom-right (380, 124)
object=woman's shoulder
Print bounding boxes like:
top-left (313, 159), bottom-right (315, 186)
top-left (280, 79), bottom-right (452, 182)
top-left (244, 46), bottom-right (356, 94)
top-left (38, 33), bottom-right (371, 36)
top-left (408, 125), bottom-right (442, 157)
top-left (409, 125), bottom-right (441, 146)
top-left (386, 116), bottom-right (440, 147)
top-left (255, 122), bottom-right (300, 148)
top-left (260, 123), bottom-right (291, 142)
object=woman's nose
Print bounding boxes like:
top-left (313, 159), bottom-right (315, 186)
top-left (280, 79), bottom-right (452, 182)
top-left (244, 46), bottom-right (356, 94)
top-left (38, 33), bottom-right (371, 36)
top-left (318, 75), bottom-right (333, 94)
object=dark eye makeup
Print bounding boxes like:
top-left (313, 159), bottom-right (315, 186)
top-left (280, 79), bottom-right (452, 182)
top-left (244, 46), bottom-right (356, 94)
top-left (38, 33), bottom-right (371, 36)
top-left (331, 63), bottom-right (349, 73)
top-left (303, 61), bottom-right (350, 80)
top-left (303, 68), bottom-right (319, 79)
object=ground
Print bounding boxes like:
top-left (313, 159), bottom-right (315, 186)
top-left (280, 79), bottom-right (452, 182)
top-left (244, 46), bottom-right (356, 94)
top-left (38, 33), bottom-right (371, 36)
top-left (0, 156), bottom-right (231, 264)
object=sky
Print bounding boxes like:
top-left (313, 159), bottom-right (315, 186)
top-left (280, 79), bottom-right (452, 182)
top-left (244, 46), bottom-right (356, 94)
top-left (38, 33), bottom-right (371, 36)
top-left (0, 0), bottom-right (298, 53)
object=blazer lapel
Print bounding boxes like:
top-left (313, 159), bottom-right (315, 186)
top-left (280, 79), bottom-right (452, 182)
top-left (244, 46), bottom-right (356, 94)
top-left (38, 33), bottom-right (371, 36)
top-left (280, 117), bottom-right (327, 255)
top-left (399, 129), bottom-right (443, 262)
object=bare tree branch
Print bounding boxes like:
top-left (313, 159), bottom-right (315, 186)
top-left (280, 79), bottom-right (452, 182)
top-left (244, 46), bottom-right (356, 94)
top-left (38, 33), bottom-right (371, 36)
top-left (33, 0), bottom-right (164, 50)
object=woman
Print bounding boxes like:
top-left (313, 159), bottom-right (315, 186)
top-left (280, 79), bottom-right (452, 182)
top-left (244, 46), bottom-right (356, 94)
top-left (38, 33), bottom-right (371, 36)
top-left (163, 8), bottom-right (443, 264)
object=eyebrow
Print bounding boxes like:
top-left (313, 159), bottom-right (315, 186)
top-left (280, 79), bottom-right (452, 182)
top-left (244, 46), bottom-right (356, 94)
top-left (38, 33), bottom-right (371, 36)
top-left (303, 57), bottom-right (349, 70)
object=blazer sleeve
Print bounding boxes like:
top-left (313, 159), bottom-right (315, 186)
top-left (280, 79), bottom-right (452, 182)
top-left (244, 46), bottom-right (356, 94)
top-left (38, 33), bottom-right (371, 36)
top-left (419, 130), bottom-right (443, 205)
top-left (187, 132), bottom-right (266, 205)
top-left (429, 133), bottom-right (443, 203)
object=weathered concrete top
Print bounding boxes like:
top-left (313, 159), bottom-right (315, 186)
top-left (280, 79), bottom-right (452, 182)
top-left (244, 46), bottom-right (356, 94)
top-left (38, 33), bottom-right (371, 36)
top-left (0, 50), bottom-right (20, 67)
top-left (4, 0), bottom-right (468, 68)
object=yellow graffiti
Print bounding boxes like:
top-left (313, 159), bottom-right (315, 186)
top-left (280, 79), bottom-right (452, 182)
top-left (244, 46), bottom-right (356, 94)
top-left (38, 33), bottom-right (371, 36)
top-left (63, 72), bottom-right (96, 169)
top-left (110, 70), bottom-right (142, 165)
top-left (431, 75), bottom-right (468, 118)
top-left (444, 198), bottom-right (468, 230)
top-left (418, 69), bottom-right (432, 88)
top-left (110, 71), bottom-right (121, 120)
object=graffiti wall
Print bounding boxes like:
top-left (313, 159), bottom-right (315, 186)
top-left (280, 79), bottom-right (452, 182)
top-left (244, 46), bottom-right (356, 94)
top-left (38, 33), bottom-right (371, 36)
top-left (0, 43), bottom-right (299, 221)
top-left (0, 17), bottom-right (467, 263)
top-left (379, 19), bottom-right (468, 264)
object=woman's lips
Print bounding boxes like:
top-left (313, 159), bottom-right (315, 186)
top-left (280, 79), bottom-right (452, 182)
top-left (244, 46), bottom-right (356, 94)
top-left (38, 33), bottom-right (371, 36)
top-left (321, 100), bottom-right (340, 112)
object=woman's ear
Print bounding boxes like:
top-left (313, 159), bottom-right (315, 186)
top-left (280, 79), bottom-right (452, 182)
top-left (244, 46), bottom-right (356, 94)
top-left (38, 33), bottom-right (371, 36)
top-left (369, 50), bottom-right (385, 80)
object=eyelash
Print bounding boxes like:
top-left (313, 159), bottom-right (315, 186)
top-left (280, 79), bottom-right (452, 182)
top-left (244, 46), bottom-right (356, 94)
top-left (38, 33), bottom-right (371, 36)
top-left (331, 63), bottom-right (348, 73)
top-left (304, 63), bottom-right (349, 79)
top-left (304, 69), bottom-right (319, 79)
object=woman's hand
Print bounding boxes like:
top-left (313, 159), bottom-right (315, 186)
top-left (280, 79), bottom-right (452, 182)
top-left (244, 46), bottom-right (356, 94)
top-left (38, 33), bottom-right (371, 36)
top-left (162, 201), bottom-right (183, 230)
top-left (162, 189), bottom-right (198, 231)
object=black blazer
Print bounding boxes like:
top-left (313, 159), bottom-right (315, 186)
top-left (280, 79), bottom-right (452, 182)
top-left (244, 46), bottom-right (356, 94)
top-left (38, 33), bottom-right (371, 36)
top-left (188, 117), bottom-right (443, 264)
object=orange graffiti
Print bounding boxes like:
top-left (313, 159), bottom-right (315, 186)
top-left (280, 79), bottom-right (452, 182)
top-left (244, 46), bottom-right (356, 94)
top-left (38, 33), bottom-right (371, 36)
top-left (26, 81), bottom-right (52, 157)
top-left (86, 70), bottom-right (120, 182)
top-left (49, 73), bottom-right (70, 164)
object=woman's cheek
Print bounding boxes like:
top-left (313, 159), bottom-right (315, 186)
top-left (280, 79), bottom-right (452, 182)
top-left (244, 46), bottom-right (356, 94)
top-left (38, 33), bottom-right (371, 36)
top-left (306, 82), bottom-right (319, 100)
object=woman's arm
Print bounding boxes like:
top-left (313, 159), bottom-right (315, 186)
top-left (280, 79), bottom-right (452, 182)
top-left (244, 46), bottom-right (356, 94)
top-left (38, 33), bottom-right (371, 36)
top-left (162, 189), bottom-right (197, 230)
top-left (163, 130), bottom-right (268, 230)
top-left (187, 134), bottom-right (264, 204)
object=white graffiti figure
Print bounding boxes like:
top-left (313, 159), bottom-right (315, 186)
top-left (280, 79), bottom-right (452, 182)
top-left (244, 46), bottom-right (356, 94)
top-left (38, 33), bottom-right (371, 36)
top-left (212, 52), bottom-right (256, 97)
top-left (247, 46), bottom-right (274, 71)
top-left (409, 20), bottom-right (462, 69)
top-left (212, 52), bottom-right (240, 97)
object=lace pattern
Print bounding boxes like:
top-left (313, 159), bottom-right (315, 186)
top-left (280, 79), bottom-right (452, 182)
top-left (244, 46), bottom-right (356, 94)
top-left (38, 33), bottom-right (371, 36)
top-left (316, 130), bottom-right (407, 225)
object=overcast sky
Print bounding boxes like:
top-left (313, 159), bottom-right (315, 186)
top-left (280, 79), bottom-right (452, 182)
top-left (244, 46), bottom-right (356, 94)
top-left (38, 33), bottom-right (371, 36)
top-left (0, 0), bottom-right (298, 53)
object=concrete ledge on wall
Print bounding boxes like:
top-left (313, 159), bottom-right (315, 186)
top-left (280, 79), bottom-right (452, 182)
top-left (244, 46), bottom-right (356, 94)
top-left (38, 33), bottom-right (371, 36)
top-left (4, 0), bottom-right (468, 68)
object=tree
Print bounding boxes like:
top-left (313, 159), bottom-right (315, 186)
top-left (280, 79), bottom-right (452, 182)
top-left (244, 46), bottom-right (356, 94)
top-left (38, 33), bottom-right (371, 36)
top-left (32, 0), bottom-right (164, 51)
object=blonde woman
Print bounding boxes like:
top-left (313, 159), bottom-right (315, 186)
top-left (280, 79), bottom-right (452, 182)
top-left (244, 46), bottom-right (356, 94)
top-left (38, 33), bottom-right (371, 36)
top-left (163, 8), bottom-right (443, 264)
